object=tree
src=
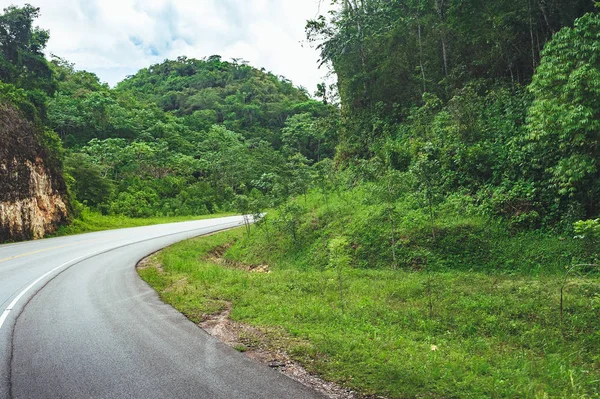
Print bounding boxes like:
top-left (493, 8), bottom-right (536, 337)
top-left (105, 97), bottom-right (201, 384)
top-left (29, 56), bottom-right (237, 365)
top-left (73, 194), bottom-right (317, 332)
top-left (282, 113), bottom-right (317, 159)
top-left (328, 236), bottom-right (351, 313)
top-left (64, 153), bottom-right (114, 210)
top-left (0, 5), bottom-right (55, 95)
top-left (234, 194), bottom-right (252, 237)
top-left (249, 188), bottom-right (271, 240)
top-left (81, 138), bottom-right (129, 179)
top-left (373, 167), bottom-right (405, 270)
top-left (526, 12), bottom-right (600, 219)
top-left (411, 142), bottom-right (443, 241)
top-left (286, 153), bottom-right (313, 202)
top-left (276, 201), bottom-right (305, 245)
top-left (313, 158), bottom-right (336, 212)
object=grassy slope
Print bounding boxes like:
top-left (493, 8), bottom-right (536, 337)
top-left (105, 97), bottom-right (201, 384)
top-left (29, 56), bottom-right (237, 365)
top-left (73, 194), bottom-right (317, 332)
top-left (139, 190), bottom-right (599, 398)
top-left (52, 208), bottom-right (235, 237)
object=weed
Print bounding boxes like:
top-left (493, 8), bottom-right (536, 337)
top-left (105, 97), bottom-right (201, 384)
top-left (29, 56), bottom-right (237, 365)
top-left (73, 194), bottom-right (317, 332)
top-left (233, 344), bottom-right (248, 352)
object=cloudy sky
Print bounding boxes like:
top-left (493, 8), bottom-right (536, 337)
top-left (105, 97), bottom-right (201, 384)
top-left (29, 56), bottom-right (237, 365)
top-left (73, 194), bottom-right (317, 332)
top-left (1, 0), bottom-right (334, 92)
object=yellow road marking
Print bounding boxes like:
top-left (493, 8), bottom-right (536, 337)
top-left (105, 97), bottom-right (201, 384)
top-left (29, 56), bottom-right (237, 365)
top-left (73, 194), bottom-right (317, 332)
top-left (0, 239), bottom-right (98, 264)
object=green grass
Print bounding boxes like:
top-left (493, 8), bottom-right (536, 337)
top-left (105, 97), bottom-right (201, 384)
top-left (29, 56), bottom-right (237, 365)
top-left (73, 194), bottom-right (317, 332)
top-left (52, 208), bottom-right (235, 237)
top-left (139, 227), bottom-right (600, 399)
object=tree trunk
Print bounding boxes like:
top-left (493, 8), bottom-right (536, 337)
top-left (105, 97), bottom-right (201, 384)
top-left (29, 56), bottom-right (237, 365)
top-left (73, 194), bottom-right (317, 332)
top-left (417, 7), bottom-right (427, 94)
top-left (428, 194), bottom-right (436, 242)
top-left (529, 0), bottom-right (537, 72)
top-left (537, 0), bottom-right (552, 34)
top-left (389, 206), bottom-right (398, 271)
top-left (440, 37), bottom-right (448, 77)
top-left (435, 0), bottom-right (449, 77)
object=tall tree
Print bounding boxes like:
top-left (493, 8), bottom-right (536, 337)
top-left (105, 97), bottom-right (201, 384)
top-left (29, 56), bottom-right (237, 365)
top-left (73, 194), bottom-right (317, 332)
top-left (0, 4), bottom-right (54, 95)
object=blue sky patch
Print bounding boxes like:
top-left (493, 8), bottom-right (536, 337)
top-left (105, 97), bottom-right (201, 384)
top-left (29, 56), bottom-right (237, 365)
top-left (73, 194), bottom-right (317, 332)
top-left (129, 36), bottom-right (161, 57)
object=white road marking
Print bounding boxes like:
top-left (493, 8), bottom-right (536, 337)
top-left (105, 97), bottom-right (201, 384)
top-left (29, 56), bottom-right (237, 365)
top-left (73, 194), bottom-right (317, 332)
top-left (0, 254), bottom-right (89, 330)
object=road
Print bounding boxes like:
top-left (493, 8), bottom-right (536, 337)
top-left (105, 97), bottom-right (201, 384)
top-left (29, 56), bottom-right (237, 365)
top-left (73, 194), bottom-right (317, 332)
top-left (0, 216), bottom-right (324, 399)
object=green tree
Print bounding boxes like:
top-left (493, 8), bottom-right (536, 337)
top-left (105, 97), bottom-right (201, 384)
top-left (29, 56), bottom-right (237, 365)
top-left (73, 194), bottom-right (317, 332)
top-left (286, 153), bottom-right (313, 202)
top-left (276, 201), bottom-right (305, 245)
top-left (282, 113), bottom-right (319, 160)
top-left (0, 4), bottom-right (55, 95)
top-left (312, 158), bottom-right (336, 212)
top-left (234, 194), bottom-right (252, 237)
top-left (328, 236), bottom-right (351, 313)
top-left (527, 12), bottom-right (600, 219)
top-left (411, 143), bottom-right (443, 241)
top-left (64, 153), bottom-right (114, 210)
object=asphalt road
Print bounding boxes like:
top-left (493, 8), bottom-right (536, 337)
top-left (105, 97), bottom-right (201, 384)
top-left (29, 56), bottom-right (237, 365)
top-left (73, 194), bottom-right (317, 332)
top-left (0, 216), bottom-right (324, 399)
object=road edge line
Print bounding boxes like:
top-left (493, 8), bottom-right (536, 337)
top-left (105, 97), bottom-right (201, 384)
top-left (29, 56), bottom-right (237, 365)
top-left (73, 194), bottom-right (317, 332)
top-left (0, 219), bottom-right (244, 331)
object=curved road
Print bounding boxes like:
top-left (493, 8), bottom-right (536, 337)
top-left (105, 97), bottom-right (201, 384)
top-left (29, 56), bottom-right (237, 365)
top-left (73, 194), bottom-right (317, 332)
top-left (0, 216), bottom-right (324, 399)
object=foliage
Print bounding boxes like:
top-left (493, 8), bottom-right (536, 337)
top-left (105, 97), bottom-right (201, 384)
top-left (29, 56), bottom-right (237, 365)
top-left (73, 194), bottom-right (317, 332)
top-left (574, 218), bottom-right (600, 241)
top-left (233, 193), bottom-right (252, 236)
top-left (306, 2), bottom-right (599, 229)
top-left (281, 112), bottom-right (337, 161)
top-left (115, 56), bottom-right (334, 147)
top-left (0, 4), bottom-right (56, 123)
top-left (527, 12), bottom-right (600, 220)
top-left (312, 158), bottom-right (337, 211)
top-left (0, 4), bottom-right (55, 96)
top-left (63, 152), bottom-right (113, 208)
top-left (0, 81), bottom-right (39, 121)
top-left (574, 218), bottom-right (600, 261)
top-left (275, 201), bottom-right (305, 245)
top-left (308, 0), bottom-right (594, 127)
top-left (327, 236), bottom-right (351, 311)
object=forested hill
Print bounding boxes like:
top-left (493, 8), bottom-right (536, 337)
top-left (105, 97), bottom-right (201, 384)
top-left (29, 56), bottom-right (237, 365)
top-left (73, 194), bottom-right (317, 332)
top-left (50, 56), bottom-right (330, 148)
top-left (115, 56), bottom-right (323, 145)
top-left (44, 55), bottom-right (336, 217)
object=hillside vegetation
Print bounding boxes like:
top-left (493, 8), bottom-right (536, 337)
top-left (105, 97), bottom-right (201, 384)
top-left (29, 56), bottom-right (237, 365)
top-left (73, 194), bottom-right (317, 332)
top-left (307, 0), bottom-right (598, 227)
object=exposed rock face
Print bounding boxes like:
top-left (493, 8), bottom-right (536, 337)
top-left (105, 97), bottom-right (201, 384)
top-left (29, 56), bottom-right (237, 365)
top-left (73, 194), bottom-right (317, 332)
top-left (0, 104), bottom-right (69, 242)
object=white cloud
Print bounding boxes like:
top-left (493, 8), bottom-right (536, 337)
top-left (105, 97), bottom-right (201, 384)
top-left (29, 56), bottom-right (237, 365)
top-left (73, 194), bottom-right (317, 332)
top-left (0, 0), bottom-right (333, 93)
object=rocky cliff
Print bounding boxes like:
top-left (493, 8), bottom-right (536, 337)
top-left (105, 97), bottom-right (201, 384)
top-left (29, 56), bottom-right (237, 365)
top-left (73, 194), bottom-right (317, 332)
top-left (0, 104), bottom-right (69, 242)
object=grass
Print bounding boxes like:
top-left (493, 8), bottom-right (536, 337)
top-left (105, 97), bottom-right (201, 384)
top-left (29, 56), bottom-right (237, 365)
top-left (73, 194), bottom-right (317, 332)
top-left (139, 226), bottom-right (600, 399)
top-left (52, 208), bottom-right (235, 237)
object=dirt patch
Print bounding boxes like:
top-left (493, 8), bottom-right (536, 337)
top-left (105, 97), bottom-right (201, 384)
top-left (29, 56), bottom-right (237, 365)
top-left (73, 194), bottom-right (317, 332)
top-left (206, 242), bottom-right (270, 273)
top-left (199, 304), bottom-right (358, 399)
top-left (207, 242), bottom-right (234, 259)
top-left (137, 253), bottom-right (164, 272)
